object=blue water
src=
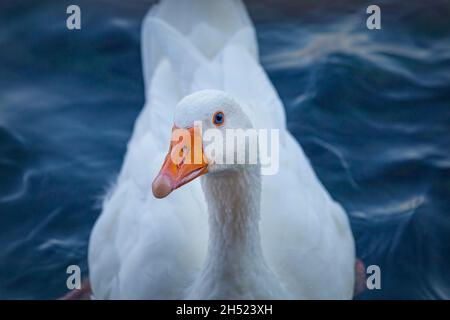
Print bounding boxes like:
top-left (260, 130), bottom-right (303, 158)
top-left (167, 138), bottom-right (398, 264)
top-left (0, 0), bottom-right (449, 299)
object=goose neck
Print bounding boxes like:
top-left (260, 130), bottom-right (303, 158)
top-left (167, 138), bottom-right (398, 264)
top-left (201, 165), bottom-right (266, 273)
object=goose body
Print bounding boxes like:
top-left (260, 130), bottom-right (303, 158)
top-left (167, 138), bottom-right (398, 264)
top-left (88, 0), bottom-right (356, 299)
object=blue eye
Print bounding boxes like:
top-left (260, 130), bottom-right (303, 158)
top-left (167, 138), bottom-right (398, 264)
top-left (213, 111), bottom-right (224, 126)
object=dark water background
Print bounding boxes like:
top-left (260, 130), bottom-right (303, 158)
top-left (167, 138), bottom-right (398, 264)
top-left (0, 0), bottom-right (449, 299)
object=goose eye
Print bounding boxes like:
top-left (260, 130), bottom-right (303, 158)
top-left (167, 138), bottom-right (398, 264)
top-left (212, 111), bottom-right (224, 126)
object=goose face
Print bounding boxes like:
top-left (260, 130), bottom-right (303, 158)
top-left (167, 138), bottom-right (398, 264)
top-left (152, 89), bottom-right (253, 199)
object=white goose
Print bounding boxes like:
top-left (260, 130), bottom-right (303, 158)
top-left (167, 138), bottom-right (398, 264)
top-left (88, 0), bottom-right (357, 299)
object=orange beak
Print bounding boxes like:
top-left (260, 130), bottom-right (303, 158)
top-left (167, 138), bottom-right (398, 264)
top-left (152, 126), bottom-right (208, 199)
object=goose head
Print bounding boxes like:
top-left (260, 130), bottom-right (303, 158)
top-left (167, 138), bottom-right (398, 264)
top-left (152, 89), bottom-right (256, 198)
